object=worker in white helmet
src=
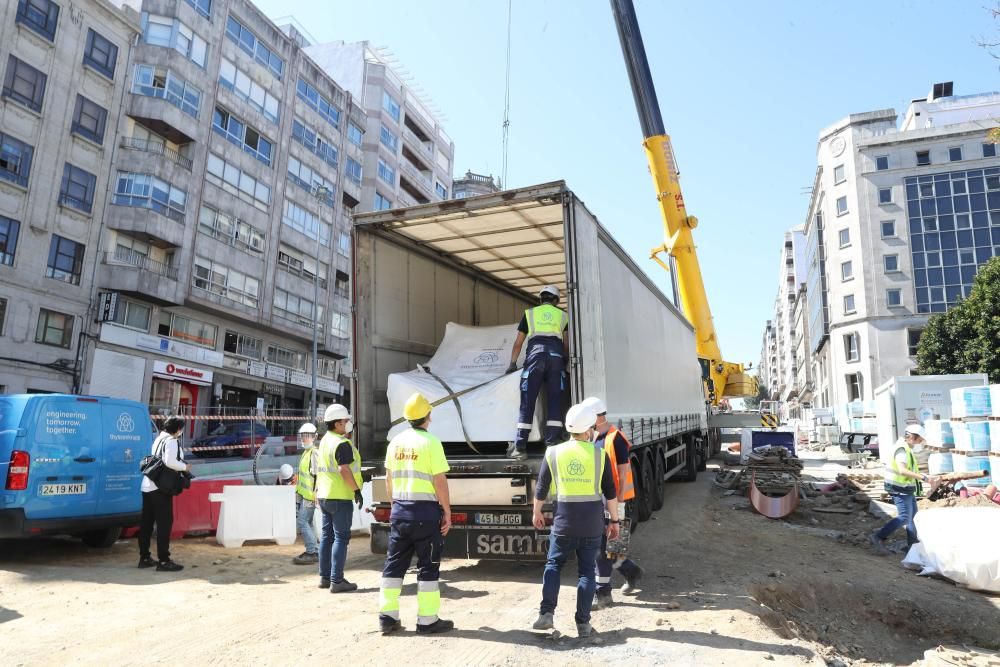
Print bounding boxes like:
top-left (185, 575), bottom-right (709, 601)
top-left (291, 422), bottom-right (320, 565)
top-left (506, 284), bottom-right (570, 461)
top-left (277, 464), bottom-right (295, 485)
top-left (870, 423), bottom-right (938, 554)
top-left (531, 402), bottom-right (619, 639)
top-left (315, 404), bottom-right (363, 592)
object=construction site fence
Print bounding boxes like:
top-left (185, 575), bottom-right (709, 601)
top-left (149, 405), bottom-right (316, 453)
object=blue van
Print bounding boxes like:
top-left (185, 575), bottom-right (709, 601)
top-left (0, 394), bottom-right (153, 547)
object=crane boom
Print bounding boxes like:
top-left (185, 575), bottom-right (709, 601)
top-left (610, 0), bottom-right (756, 404)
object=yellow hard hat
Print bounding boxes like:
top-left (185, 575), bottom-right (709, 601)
top-left (403, 392), bottom-right (432, 421)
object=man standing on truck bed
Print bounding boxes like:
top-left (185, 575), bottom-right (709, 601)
top-left (506, 285), bottom-right (570, 461)
top-left (531, 402), bottom-right (620, 638)
top-left (315, 404), bottom-right (363, 592)
top-left (378, 392), bottom-right (454, 636)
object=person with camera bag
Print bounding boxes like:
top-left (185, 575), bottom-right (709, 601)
top-left (138, 416), bottom-right (191, 572)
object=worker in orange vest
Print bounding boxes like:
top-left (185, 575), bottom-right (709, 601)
top-left (582, 397), bottom-right (644, 609)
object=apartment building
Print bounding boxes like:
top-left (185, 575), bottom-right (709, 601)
top-left (303, 41), bottom-right (455, 211)
top-left (452, 170), bottom-right (500, 199)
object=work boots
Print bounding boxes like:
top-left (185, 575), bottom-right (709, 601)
top-left (416, 619), bottom-right (454, 634)
top-left (576, 622), bottom-right (594, 638)
top-left (292, 552), bottom-right (319, 565)
top-left (592, 590), bottom-right (614, 610)
top-left (330, 579), bottom-right (358, 593)
top-left (622, 565), bottom-right (644, 595)
top-left (506, 443), bottom-right (528, 461)
top-left (532, 612), bottom-right (554, 630)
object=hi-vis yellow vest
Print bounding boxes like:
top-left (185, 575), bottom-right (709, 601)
top-left (386, 429), bottom-right (440, 502)
top-left (525, 304), bottom-right (567, 338)
top-left (546, 439), bottom-right (605, 502)
top-left (885, 442), bottom-right (921, 495)
top-left (296, 448), bottom-right (317, 501)
top-left (316, 432), bottom-right (362, 500)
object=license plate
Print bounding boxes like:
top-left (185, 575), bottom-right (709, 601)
top-left (40, 483), bottom-right (87, 496)
top-left (475, 512), bottom-right (522, 526)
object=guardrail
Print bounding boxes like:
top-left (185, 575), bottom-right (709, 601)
top-left (119, 135), bottom-right (193, 170)
top-left (103, 249), bottom-right (179, 280)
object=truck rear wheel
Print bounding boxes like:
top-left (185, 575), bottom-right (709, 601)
top-left (81, 526), bottom-right (121, 548)
top-left (637, 452), bottom-right (655, 522)
top-left (681, 437), bottom-right (698, 483)
top-left (697, 437), bottom-right (708, 472)
top-left (652, 445), bottom-right (666, 511)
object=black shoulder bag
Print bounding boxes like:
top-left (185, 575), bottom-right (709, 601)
top-left (139, 434), bottom-right (168, 483)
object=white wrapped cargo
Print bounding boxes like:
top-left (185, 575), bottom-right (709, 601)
top-left (950, 386), bottom-right (992, 418)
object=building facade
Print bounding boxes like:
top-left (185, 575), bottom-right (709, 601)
top-left (303, 41), bottom-right (455, 211)
top-left (452, 170), bottom-right (500, 199)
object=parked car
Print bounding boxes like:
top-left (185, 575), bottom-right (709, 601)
top-left (0, 394), bottom-right (153, 547)
top-left (191, 422), bottom-right (271, 458)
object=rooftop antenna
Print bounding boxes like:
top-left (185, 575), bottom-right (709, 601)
top-left (501, 0), bottom-right (512, 189)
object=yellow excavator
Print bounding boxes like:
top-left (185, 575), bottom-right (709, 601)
top-left (610, 0), bottom-right (757, 405)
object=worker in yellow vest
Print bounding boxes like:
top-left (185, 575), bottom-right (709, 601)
top-left (316, 404), bottom-right (363, 592)
top-left (870, 424), bottom-right (938, 554)
top-left (378, 392), bottom-right (454, 635)
top-left (291, 422), bottom-right (320, 565)
top-left (531, 402), bottom-right (619, 638)
top-left (581, 397), bottom-right (644, 609)
top-left (506, 285), bottom-right (570, 461)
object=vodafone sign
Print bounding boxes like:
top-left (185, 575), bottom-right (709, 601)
top-left (153, 360), bottom-right (213, 386)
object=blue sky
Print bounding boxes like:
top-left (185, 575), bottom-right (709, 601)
top-left (255, 0), bottom-right (999, 368)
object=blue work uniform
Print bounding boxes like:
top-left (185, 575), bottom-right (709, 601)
top-left (514, 305), bottom-right (569, 451)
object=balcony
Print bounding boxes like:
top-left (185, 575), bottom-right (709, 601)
top-left (119, 136), bottom-right (193, 170)
top-left (396, 190), bottom-right (419, 208)
top-left (402, 125), bottom-right (435, 158)
top-left (99, 249), bottom-right (183, 305)
top-left (399, 159), bottom-right (433, 197)
top-left (107, 202), bottom-right (185, 248)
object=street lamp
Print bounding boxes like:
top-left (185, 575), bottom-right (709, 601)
top-left (311, 184), bottom-right (331, 420)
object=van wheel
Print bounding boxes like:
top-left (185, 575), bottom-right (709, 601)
top-left (81, 527), bottom-right (121, 548)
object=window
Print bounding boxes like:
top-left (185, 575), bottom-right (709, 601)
top-left (840, 260), bottom-right (853, 281)
top-left (835, 196), bottom-right (848, 216)
top-left (331, 312), bottom-right (349, 339)
top-left (374, 192), bottom-right (392, 211)
top-left (206, 153), bottom-right (271, 210)
top-left (338, 232), bottom-right (350, 257)
top-left (3, 56), bottom-right (47, 112)
top-left (143, 15), bottom-right (207, 68)
top-left (59, 164), bottom-right (96, 213)
top-left (266, 343), bottom-right (306, 371)
top-left (833, 164), bottom-right (845, 184)
top-left (219, 58), bottom-right (280, 123)
top-left (907, 328), bottom-right (923, 357)
top-left (334, 274), bottom-right (349, 299)
top-left (132, 65), bottom-right (201, 118)
top-left (345, 157), bottom-right (362, 185)
top-left (282, 200), bottom-right (330, 246)
top-left (875, 155), bottom-right (889, 171)
top-left (0, 132), bottom-right (34, 187)
top-left (277, 243), bottom-right (327, 287)
top-left (843, 333), bottom-right (859, 362)
top-left (916, 150), bottom-right (930, 167)
top-left (71, 95), bottom-right (108, 144)
top-left (949, 146), bottom-right (963, 162)
top-left (158, 312), bottom-right (217, 348)
top-left (296, 78), bottom-right (340, 129)
top-left (382, 90), bottom-right (400, 123)
top-left (46, 235), bottom-right (85, 285)
top-left (348, 122), bottom-right (363, 147)
top-left (983, 143), bottom-right (997, 158)
top-left (285, 156), bottom-right (335, 205)
top-left (880, 220), bottom-right (895, 238)
top-left (843, 294), bottom-right (856, 314)
top-left (113, 172), bottom-right (187, 221)
top-left (845, 373), bottom-right (863, 402)
top-left (380, 124), bottom-right (398, 153)
top-left (184, 0), bottom-right (211, 18)
top-left (887, 288), bottom-right (902, 307)
top-left (198, 205), bottom-right (265, 253)
top-left (35, 309), bottom-right (73, 348)
top-left (224, 331), bottom-right (262, 360)
top-left (883, 254), bottom-right (899, 272)
top-left (213, 106), bottom-right (273, 165)
top-left (377, 158), bottom-right (395, 186)
top-left (225, 15), bottom-right (284, 79)
top-left (83, 29), bottom-right (118, 79)
top-left (0, 216), bottom-right (20, 266)
top-left (435, 183), bottom-right (447, 199)
top-left (291, 118), bottom-right (337, 168)
top-left (193, 256), bottom-right (260, 307)
top-left (273, 287), bottom-right (320, 326)
top-left (838, 228), bottom-right (850, 248)
top-left (878, 187), bottom-right (892, 205)
top-left (111, 300), bottom-right (151, 332)
top-left (16, 0), bottom-right (60, 41)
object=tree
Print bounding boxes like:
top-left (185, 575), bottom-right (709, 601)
top-left (742, 382), bottom-right (769, 410)
top-left (917, 257), bottom-right (1000, 382)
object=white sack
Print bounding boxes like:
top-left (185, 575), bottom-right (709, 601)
top-left (900, 507), bottom-right (1000, 592)
top-left (386, 322), bottom-right (543, 443)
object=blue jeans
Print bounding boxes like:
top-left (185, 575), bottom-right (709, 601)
top-left (877, 492), bottom-right (918, 546)
top-left (296, 496), bottom-right (318, 555)
top-left (319, 499), bottom-right (353, 582)
top-left (540, 533), bottom-right (602, 624)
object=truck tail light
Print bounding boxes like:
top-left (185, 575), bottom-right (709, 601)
top-left (372, 507), bottom-right (391, 523)
top-left (6, 450), bottom-right (29, 491)
top-left (450, 512), bottom-right (468, 525)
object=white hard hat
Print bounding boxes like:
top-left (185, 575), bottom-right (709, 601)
top-left (539, 285), bottom-right (560, 300)
top-left (279, 464), bottom-right (294, 480)
top-left (298, 422), bottom-right (317, 434)
top-left (904, 424), bottom-right (925, 439)
top-left (581, 396), bottom-right (607, 415)
top-left (565, 403), bottom-right (597, 434)
top-left (324, 404), bottom-right (351, 422)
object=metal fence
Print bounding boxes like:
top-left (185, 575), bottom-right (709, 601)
top-left (149, 405), bottom-right (316, 458)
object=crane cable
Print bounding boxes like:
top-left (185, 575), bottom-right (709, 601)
top-left (501, 0), bottom-right (512, 188)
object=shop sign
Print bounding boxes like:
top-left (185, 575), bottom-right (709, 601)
top-left (153, 360), bottom-right (213, 385)
top-left (248, 361), bottom-right (267, 378)
top-left (289, 371), bottom-right (311, 388)
top-left (223, 356), bottom-right (249, 372)
top-left (317, 378), bottom-right (342, 394)
top-left (100, 324), bottom-right (224, 368)
top-left (262, 383), bottom-right (283, 395)
top-left (266, 365), bottom-right (288, 382)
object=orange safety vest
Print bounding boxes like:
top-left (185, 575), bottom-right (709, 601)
top-left (604, 427), bottom-right (635, 501)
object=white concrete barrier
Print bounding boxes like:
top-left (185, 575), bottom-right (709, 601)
top-left (209, 486), bottom-right (297, 548)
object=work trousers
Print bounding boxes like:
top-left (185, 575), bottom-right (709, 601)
top-left (596, 537), bottom-right (640, 594)
top-left (319, 499), bottom-right (353, 582)
top-left (138, 489), bottom-right (174, 562)
top-left (540, 533), bottom-right (602, 625)
top-left (296, 495), bottom-right (318, 555)
top-left (379, 518), bottom-right (443, 626)
top-left (877, 492), bottom-right (918, 546)
top-left (515, 338), bottom-right (566, 450)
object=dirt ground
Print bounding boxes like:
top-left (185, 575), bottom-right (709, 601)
top-left (2, 464), bottom-right (998, 667)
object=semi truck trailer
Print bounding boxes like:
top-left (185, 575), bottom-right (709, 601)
top-left (351, 181), bottom-right (712, 561)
